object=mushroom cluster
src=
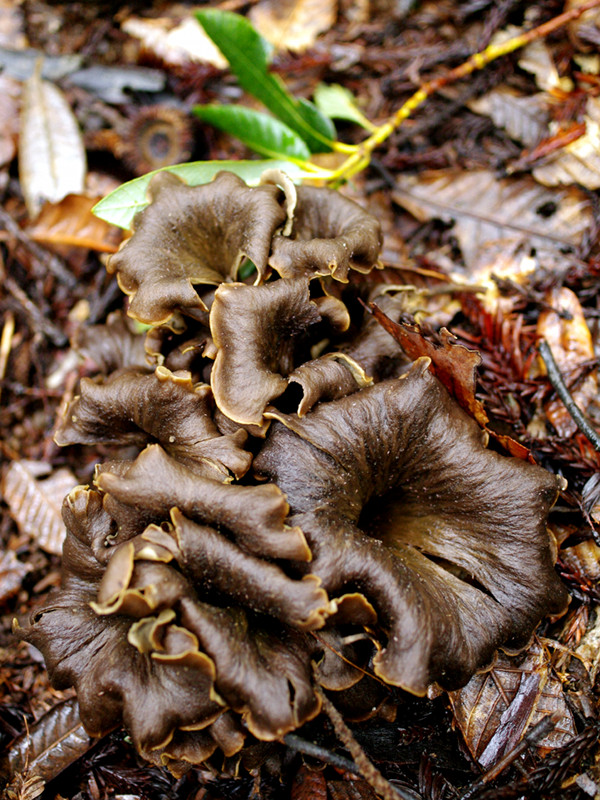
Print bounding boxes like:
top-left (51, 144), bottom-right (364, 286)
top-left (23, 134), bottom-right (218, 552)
top-left (17, 170), bottom-right (568, 775)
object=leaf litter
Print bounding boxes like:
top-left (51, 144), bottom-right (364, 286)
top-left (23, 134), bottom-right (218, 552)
top-left (2, 2), bottom-right (600, 799)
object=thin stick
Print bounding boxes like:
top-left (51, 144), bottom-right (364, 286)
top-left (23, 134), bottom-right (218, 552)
top-left (316, 684), bottom-right (414, 800)
top-left (283, 733), bottom-right (361, 775)
top-left (459, 714), bottom-right (559, 800)
top-left (333, 0), bottom-right (600, 182)
top-left (0, 311), bottom-right (15, 404)
top-left (538, 339), bottom-right (600, 452)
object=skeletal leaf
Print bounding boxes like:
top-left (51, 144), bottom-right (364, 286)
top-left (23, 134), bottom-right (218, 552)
top-left (392, 169), bottom-right (592, 270)
top-left (536, 287), bottom-right (597, 437)
top-left (249, 0), bottom-right (336, 53)
top-left (0, 549), bottom-right (32, 604)
top-left (2, 461), bottom-right (77, 554)
top-left (468, 86), bottom-right (548, 147)
top-left (449, 639), bottom-right (576, 768)
top-left (19, 68), bottom-right (86, 218)
top-left (533, 97), bottom-right (600, 189)
top-left (0, 698), bottom-right (94, 787)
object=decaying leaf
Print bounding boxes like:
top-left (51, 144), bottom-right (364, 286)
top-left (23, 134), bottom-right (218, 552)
top-left (291, 765), bottom-right (328, 800)
top-left (533, 97), bottom-right (600, 189)
top-left (18, 68), bottom-right (86, 219)
top-left (0, 698), bottom-right (94, 788)
top-left (122, 14), bottom-right (227, 68)
top-left (468, 86), bottom-right (549, 147)
top-left (2, 461), bottom-right (77, 554)
top-left (29, 194), bottom-right (123, 253)
top-left (368, 309), bottom-right (487, 426)
top-left (392, 169), bottom-right (592, 271)
top-left (566, 0), bottom-right (600, 51)
top-left (0, 73), bottom-right (20, 167)
top-left (449, 639), bottom-right (577, 768)
top-left (536, 287), bottom-right (597, 437)
top-left (518, 38), bottom-right (573, 94)
top-left (0, 549), bottom-right (32, 605)
top-left (249, 0), bottom-right (337, 52)
top-left (368, 307), bottom-right (531, 459)
top-left (327, 780), bottom-right (379, 799)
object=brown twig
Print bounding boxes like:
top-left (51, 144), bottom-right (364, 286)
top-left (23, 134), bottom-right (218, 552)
top-left (538, 339), bottom-right (600, 452)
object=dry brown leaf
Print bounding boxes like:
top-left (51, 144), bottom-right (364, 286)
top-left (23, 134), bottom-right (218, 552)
top-left (533, 97), bottom-right (600, 190)
top-left (250, 0), bottom-right (337, 52)
top-left (29, 194), bottom-right (123, 253)
top-left (370, 305), bottom-right (532, 459)
top-left (328, 780), bottom-right (379, 800)
top-left (291, 765), bottom-right (327, 800)
top-left (448, 639), bottom-right (576, 768)
top-left (369, 309), bottom-right (487, 425)
top-left (468, 86), bottom-right (549, 147)
top-left (2, 461), bottom-right (77, 554)
top-left (536, 287), bottom-right (597, 437)
top-left (392, 169), bottom-right (592, 271)
top-left (18, 68), bottom-right (86, 219)
top-left (122, 15), bottom-right (227, 68)
top-left (0, 549), bottom-right (32, 605)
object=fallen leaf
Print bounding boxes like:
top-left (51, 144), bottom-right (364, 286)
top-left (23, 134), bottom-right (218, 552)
top-left (0, 549), bottom-right (32, 604)
top-left (250, 0), bottom-right (337, 53)
top-left (369, 309), bottom-right (487, 425)
top-left (468, 86), bottom-right (549, 147)
top-left (18, 68), bottom-right (86, 218)
top-left (537, 287), bottom-right (597, 437)
top-left (566, 0), bottom-right (600, 52)
top-left (0, 698), bottom-right (94, 787)
top-left (291, 765), bottom-right (327, 800)
top-left (0, 73), bottom-right (20, 167)
top-left (2, 460), bottom-right (77, 554)
top-left (518, 37), bottom-right (573, 93)
top-left (328, 780), bottom-right (379, 799)
top-left (370, 306), bottom-right (533, 460)
top-left (122, 14), bottom-right (227, 68)
top-left (0, 0), bottom-right (26, 49)
top-left (533, 97), bottom-right (600, 189)
top-left (29, 194), bottom-right (123, 253)
top-left (449, 639), bottom-right (577, 768)
top-left (392, 169), bottom-right (592, 271)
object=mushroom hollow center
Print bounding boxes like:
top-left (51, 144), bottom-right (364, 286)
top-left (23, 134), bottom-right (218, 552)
top-left (357, 484), bottom-right (496, 597)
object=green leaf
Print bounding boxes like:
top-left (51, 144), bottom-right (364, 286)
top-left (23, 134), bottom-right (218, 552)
top-left (195, 9), bottom-right (335, 153)
top-left (193, 105), bottom-right (311, 161)
top-left (314, 83), bottom-right (376, 131)
top-left (92, 159), bottom-right (310, 229)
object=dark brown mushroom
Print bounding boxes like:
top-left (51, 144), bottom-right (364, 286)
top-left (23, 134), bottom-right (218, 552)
top-left (209, 277), bottom-right (356, 428)
top-left (55, 366), bottom-right (252, 480)
top-left (16, 483), bottom-right (324, 761)
top-left (255, 358), bottom-right (569, 695)
top-left (107, 171), bottom-right (288, 325)
top-left (269, 184), bottom-right (383, 282)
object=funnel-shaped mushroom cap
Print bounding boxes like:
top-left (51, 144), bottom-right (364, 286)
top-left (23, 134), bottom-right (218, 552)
top-left (255, 358), bottom-right (568, 695)
top-left (269, 185), bottom-right (383, 282)
top-left (107, 171), bottom-right (287, 325)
